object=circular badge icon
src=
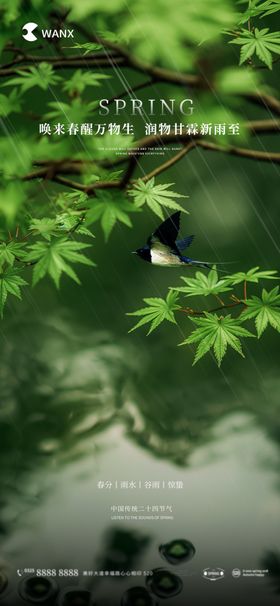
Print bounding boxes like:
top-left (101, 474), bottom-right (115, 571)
top-left (232, 568), bottom-right (241, 578)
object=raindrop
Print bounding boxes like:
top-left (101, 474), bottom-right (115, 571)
top-left (0, 571), bottom-right (8, 594)
top-left (59, 589), bottom-right (95, 606)
top-left (121, 586), bottom-right (155, 606)
top-left (159, 539), bottom-right (195, 565)
top-left (19, 576), bottom-right (58, 603)
top-left (146, 569), bottom-right (182, 599)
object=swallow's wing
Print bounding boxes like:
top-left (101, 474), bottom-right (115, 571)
top-left (149, 211), bottom-right (181, 250)
top-left (176, 235), bottom-right (195, 250)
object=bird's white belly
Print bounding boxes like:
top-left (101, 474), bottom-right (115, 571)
top-left (151, 249), bottom-right (182, 266)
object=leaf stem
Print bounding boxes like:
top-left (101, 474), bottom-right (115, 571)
top-left (244, 279), bottom-right (247, 301)
top-left (179, 301), bottom-right (243, 316)
top-left (215, 294), bottom-right (225, 306)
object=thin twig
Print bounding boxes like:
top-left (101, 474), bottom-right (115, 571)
top-left (196, 140), bottom-right (280, 164)
top-left (138, 142), bottom-right (197, 183)
top-left (179, 300), bottom-right (243, 316)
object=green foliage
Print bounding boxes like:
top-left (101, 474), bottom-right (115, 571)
top-left (85, 190), bottom-right (140, 240)
top-left (215, 67), bottom-right (261, 95)
top-left (180, 313), bottom-right (255, 366)
top-left (62, 70), bottom-right (110, 95)
top-left (29, 218), bottom-right (58, 241)
top-left (29, 214), bottom-right (94, 240)
top-left (55, 213), bottom-right (95, 237)
top-left (45, 98), bottom-right (98, 122)
top-left (171, 267), bottom-right (232, 297)
top-left (4, 63), bottom-right (61, 92)
top-left (0, 183), bottom-right (26, 224)
top-left (0, 267), bottom-right (27, 318)
top-left (121, 0), bottom-right (237, 68)
top-left (57, 0), bottom-right (125, 19)
top-left (231, 28), bottom-right (280, 69)
top-left (0, 89), bottom-right (21, 117)
top-left (0, 0), bottom-right (279, 358)
top-left (127, 291), bottom-right (180, 334)
top-left (238, 0), bottom-right (280, 22)
top-left (129, 268), bottom-right (280, 366)
top-left (255, 0), bottom-right (280, 17)
top-left (226, 266), bottom-right (278, 284)
top-left (128, 178), bottom-right (187, 220)
top-left (240, 286), bottom-right (280, 337)
top-left (67, 42), bottom-right (104, 54)
top-left (0, 138), bottom-right (34, 179)
top-left (26, 238), bottom-right (95, 287)
top-left (0, 241), bottom-right (27, 267)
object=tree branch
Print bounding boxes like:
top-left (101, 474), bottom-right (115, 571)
top-left (140, 142), bottom-right (197, 182)
top-left (120, 124), bottom-right (280, 185)
top-left (22, 132), bottom-right (280, 196)
top-left (0, 54), bottom-right (125, 76)
top-left (196, 140), bottom-right (280, 164)
top-left (179, 300), bottom-right (243, 316)
top-left (244, 92), bottom-right (280, 117)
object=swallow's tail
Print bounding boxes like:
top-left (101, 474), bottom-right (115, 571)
top-left (182, 257), bottom-right (230, 273)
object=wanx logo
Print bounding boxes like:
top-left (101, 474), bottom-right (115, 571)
top-left (22, 23), bottom-right (74, 42)
top-left (22, 22), bottom-right (38, 42)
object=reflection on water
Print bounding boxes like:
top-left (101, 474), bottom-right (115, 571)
top-left (121, 586), bottom-right (154, 606)
top-left (98, 529), bottom-right (150, 577)
top-left (159, 539), bottom-right (195, 565)
top-left (146, 568), bottom-right (183, 599)
top-left (0, 313), bottom-right (279, 604)
top-left (18, 576), bottom-right (58, 603)
top-left (261, 551), bottom-right (280, 594)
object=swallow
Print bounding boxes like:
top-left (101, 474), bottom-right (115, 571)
top-left (133, 211), bottom-right (214, 270)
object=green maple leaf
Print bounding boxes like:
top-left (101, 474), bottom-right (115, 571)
top-left (231, 28), bottom-right (280, 69)
top-left (129, 178), bottom-right (187, 219)
top-left (127, 291), bottom-right (180, 335)
top-left (67, 42), bottom-right (104, 54)
top-left (239, 1), bottom-right (280, 21)
top-left (4, 63), bottom-right (61, 92)
top-left (63, 70), bottom-right (110, 95)
top-left (240, 286), bottom-right (280, 337)
top-left (55, 191), bottom-right (89, 211)
top-left (0, 89), bottom-right (22, 117)
top-left (85, 191), bottom-right (140, 240)
top-left (226, 266), bottom-right (278, 285)
top-left (171, 267), bottom-right (232, 297)
top-left (0, 241), bottom-right (27, 267)
top-left (181, 313), bottom-right (255, 366)
top-left (236, 0), bottom-right (280, 23)
top-left (45, 98), bottom-right (98, 122)
top-left (257, 0), bottom-right (280, 17)
top-left (26, 237), bottom-right (95, 287)
top-left (0, 267), bottom-right (28, 318)
top-left (55, 213), bottom-right (94, 238)
top-left (30, 214), bottom-right (93, 241)
top-left (29, 218), bottom-right (58, 241)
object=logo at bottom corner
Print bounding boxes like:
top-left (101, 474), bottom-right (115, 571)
top-left (232, 568), bottom-right (241, 578)
top-left (203, 568), bottom-right (225, 581)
